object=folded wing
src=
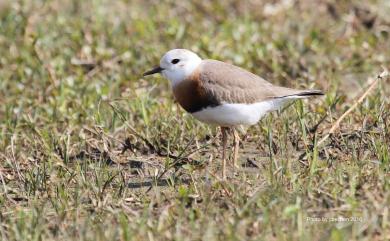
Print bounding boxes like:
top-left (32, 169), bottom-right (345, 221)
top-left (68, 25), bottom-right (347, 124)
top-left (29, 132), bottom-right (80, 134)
top-left (199, 60), bottom-right (323, 104)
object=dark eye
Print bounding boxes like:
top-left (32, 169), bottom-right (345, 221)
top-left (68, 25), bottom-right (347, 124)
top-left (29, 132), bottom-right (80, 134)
top-left (171, 59), bottom-right (180, 64)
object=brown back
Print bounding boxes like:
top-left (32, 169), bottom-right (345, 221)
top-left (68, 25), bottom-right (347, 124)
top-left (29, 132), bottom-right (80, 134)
top-left (199, 60), bottom-right (311, 103)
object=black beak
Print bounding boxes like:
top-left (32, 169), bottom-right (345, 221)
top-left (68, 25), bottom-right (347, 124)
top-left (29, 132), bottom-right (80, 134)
top-left (143, 66), bottom-right (164, 76)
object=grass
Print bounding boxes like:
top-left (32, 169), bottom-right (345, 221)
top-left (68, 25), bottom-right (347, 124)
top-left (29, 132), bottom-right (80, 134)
top-left (0, 0), bottom-right (389, 240)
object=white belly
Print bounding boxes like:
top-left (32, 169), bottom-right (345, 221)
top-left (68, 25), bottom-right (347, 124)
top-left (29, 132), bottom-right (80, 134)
top-left (191, 99), bottom-right (284, 127)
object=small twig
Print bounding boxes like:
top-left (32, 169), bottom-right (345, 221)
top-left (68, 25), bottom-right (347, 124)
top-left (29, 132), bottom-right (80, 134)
top-left (317, 68), bottom-right (389, 147)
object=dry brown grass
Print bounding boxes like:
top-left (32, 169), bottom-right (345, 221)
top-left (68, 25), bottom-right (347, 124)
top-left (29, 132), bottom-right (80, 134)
top-left (0, 0), bottom-right (389, 240)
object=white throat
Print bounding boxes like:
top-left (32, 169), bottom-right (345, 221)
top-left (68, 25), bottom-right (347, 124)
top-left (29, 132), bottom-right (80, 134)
top-left (161, 55), bottom-right (202, 88)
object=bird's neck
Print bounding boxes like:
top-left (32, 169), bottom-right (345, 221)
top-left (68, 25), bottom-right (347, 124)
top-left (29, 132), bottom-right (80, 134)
top-left (169, 59), bottom-right (202, 88)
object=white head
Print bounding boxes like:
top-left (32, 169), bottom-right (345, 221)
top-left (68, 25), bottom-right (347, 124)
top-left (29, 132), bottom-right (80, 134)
top-left (143, 49), bottom-right (202, 87)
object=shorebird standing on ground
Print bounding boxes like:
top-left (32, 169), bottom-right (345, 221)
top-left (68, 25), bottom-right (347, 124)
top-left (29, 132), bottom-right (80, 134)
top-left (143, 49), bottom-right (324, 179)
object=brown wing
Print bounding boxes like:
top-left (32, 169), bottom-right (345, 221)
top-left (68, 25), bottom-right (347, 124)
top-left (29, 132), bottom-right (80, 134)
top-left (198, 60), bottom-right (320, 104)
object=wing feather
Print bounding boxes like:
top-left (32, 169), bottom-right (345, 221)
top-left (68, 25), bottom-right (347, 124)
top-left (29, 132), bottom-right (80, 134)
top-left (198, 60), bottom-right (321, 104)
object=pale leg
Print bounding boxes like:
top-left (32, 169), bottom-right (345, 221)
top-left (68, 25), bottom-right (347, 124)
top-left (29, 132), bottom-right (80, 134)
top-left (221, 127), bottom-right (228, 180)
top-left (233, 128), bottom-right (240, 169)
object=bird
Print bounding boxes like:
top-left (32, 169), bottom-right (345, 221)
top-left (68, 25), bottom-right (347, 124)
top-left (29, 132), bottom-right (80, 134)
top-left (143, 49), bottom-right (324, 179)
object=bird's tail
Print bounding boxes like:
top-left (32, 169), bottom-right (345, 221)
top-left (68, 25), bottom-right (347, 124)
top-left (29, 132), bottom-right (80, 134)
top-left (281, 89), bottom-right (324, 99)
top-left (295, 90), bottom-right (324, 97)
